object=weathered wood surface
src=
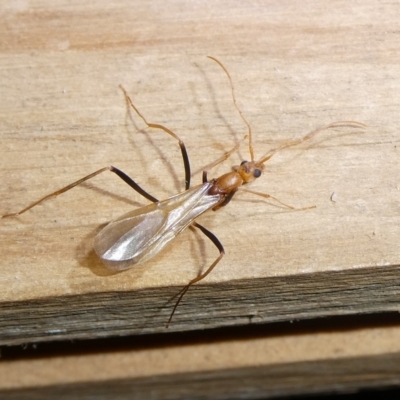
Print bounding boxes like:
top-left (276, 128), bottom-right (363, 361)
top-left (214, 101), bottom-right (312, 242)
top-left (2, 1), bottom-right (400, 398)
top-left (1, 0), bottom-right (400, 345)
top-left (2, 315), bottom-right (400, 399)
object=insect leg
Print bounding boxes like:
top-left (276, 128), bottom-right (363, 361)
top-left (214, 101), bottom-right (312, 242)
top-left (120, 85), bottom-right (191, 190)
top-left (110, 166), bottom-right (158, 202)
top-left (212, 190), bottom-right (237, 210)
top-left (238, 188), bottom-right (315, 211)
top-left (167, 221), bottom-right (225, 327)
top-left (2, 166), bottom-right (158, 219)
top-left (195, 134), bottom-right (248, 176)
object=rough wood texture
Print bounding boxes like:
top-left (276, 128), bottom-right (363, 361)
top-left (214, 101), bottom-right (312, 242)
top-left (1, 0), bottom-right (400, 344)
top-left (0, 0), bottom-right (400, 399)
top-left (2, 266), bottom-right (400, 345)
top-left (1, 0), bottom-right (400, 397)
top-left (2, 315), bottom-right (400, 399)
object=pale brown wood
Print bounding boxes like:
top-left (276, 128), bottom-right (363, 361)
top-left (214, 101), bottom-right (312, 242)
top-left (2, 315), bottom-right (400, 398)
top-left (1, 0), bottom-right (400, 397)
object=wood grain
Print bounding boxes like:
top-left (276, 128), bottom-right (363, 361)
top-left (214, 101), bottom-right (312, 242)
top-left (2, 315), bottom-right (400, 398)
top-left (1, 0), bottom-right (400, 397)
top-left (1, 0), bottom-right (400, 343)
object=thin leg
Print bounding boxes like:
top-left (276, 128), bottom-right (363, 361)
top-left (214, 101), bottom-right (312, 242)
top-left (120, 85), bottom-right (191, 190)
top-left (258, 121), bottom-right (366, 164)
top-left (238, 188), bottom-right (315, 211)
top-left (202, 170), bottom-right (208, 183)
top-left (238, 187), bottom-right (315, 211)
top-left (195, 134), bottom-right (247, 176)
top-left (212, 190), bottom-right (237, 210)
top-left (166, 221), bottom-right (225, 327)
top-left (111, 166), bottom-right (158, 202)
top-left (2, 166), bottom-right (158, 219)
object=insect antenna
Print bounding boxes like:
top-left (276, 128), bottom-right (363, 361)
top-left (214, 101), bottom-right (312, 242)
top-left (207, 56), bottom-right (255, 162)
top-left (256, 121), bottom-right (367, 166)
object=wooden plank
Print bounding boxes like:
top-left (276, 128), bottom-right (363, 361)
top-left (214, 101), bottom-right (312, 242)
top-left (2, 266), bottom-right (400, 345)
top-left (1, 0), bottom-right (400, 344)
top-left (2, 315), bottom-right (400, 398)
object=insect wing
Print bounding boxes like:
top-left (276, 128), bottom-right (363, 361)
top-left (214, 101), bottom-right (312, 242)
top-left (94, 182), bottom-right (220, 270)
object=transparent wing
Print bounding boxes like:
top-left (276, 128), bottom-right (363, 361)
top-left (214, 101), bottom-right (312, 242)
top-left (94, 182), bottom-right (221, 271)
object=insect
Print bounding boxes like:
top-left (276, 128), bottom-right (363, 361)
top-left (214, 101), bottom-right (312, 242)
top-left (2, 57), bottom-right (365, 326)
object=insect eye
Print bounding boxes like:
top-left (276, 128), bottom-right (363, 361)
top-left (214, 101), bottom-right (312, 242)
top-left (253, 169), bottom-right (262, 178)
top-left (240, 160), bottom-right (247, 165)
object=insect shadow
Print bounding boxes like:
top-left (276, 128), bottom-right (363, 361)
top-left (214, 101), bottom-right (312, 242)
top-left (1, 56), bottom-right (366, 326)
